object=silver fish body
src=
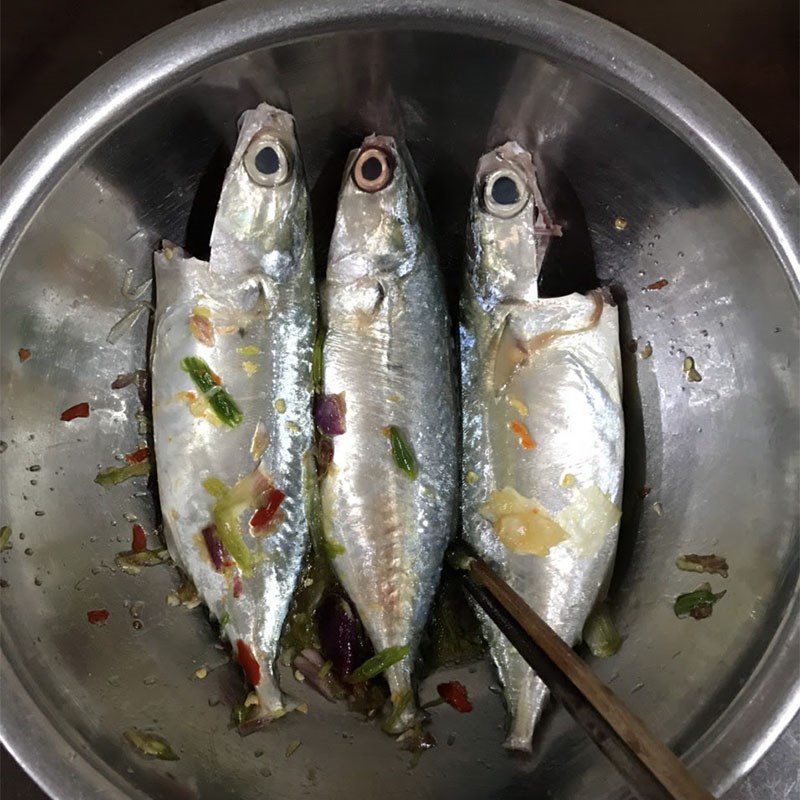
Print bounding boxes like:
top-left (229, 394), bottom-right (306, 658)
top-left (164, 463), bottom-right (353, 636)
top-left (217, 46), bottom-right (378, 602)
top-left (460, 143), bottom-right (624, 750)
top-left (151, 104), bottom-right (316, 716)
top-left (320, 136), bottom-right (458, 731)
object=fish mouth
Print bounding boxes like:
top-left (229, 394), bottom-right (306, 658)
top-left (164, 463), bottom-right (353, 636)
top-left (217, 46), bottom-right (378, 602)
top-left (352, 138), bottom-right (396, 193)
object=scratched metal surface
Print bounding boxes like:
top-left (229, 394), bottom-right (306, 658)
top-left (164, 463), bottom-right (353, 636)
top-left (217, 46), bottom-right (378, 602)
top-left (1, 4), bottom-right (798, 800)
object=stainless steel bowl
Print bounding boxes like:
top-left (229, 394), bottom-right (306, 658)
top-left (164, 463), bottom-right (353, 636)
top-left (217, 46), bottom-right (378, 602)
top-left (1, 1), bottom-right (798, 798)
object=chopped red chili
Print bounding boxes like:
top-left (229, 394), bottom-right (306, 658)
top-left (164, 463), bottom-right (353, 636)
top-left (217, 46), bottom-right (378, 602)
top-left (87, 609), bottom-right (110, 625)
top-left (131, 524), bottom-right (147, 553)
top-left (124, 446), bottom-right (150, 464)
top-left (18, 348), bottom-right (31, 362)
top-left (233, 572), bottom-right (243, 599)
top-left (60, 402), bottom-right (90, 422)
top-left (646, 278), bottom-right (669, 291)
top-left (437, 681), bottom-right (472, 713)
top-left (249, 489), bottom-right (286, 530)
top-left (236, 639), bottom-right (261, 686)
top-left (508, 419), bottom-right (536, 450)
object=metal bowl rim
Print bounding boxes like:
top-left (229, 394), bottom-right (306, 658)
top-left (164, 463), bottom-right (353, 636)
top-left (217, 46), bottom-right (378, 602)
top-left (1, 0), bottom-right (798, 797)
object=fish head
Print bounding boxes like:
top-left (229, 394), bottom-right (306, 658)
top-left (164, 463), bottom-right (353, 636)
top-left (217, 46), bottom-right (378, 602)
top-left (467, 142), bottom-right (555, 308)
top-left (211, 103), bottom-right (309, 281)
top-left (327, 135), bottom-right (424, 282)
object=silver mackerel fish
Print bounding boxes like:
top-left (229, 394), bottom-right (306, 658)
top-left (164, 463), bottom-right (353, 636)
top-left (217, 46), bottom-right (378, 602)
top-left (460, 142), bottom-right (624, 750)
top-left (151, 104), bottom-right (316, 718)
top-left (320, 136), bottom-right (458, 732)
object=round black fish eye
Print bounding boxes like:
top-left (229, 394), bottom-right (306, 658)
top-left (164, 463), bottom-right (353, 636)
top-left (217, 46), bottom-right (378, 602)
top-left (244, 135), bottom-right (291, 186)
top-left (491, 176), bottom-right (520, 206)
top-left (484, 169), bottom-right (529, 218)
top-left (254, 146), bottom-right (281, 176)
top-left (360, 156), bottom-right (383, 182)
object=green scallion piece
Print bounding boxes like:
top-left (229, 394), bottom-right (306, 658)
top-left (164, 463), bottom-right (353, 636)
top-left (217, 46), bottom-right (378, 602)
top-left (311, 327), bottom-right (325, 394)
top-left (323, 537), bottom-right (346, 560)
top-left (213, 500), bottom-right (253, 576)
top-left (202, 476), bottom-right (227, 498)
top-left (230, 705), bottom-right (245, 727)
top-left (347, 645), bottom-right (409, 684)
top-left (219, 612), bottom-right (230, 629)
top-left (285, 740), bottom-right (301, 758)
top-left (115, 548), bottom-right (171, 575)
top-left (674, 583), bottom-right (726, 620)
top-left (381, 690), bottom-right (414, 733)
top-left (388, 426), bottom-right (418, 480)
top-left (582, 602), bottom-right (622, 657)
top-left (95, 461), bottom-right (151, 487)
top-left (0, 525), bottom-right (12, 551)
top-left (123, 728), bottom-right (179, 761)
top-left (181, 356), bottom-right (242, 428)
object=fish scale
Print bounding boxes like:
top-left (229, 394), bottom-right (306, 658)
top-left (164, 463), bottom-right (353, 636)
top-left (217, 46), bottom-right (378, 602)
top-left (320, 135), bottom-right (458, 733)
top-left (151, 104), bottom-right (316, 718)
top-left (460, 142), bottom-right (624, 750)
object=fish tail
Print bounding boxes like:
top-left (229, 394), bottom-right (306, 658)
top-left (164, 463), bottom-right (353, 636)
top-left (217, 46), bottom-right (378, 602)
top-left (383, 660), bottom-right (419, 734)
top-left (503, 671), bottom-right (549, 752)
top-left (255, 666), bottom-right (296, 720)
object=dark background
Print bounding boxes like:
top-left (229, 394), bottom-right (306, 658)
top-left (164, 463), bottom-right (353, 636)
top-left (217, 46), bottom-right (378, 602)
top-left (1, 0), bottom-right (797, 798)
top-left (2, 0), bottom-right (798, 174)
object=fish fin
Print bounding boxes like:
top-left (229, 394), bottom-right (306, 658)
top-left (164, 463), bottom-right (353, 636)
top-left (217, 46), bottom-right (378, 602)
top-left (358, 278), bottom-right (386, 319)
top-left (383, 698), bottom-right (420, 736)
top-left (503, 672), bottom-right (549, 752)
top-left (491, 313), bottom-right (530, 396)
top-left (237, 700), bottom-right (295, 737)
top-left (256, 667), bottom-right (298, 720)
top-left (372, 279), bottom-right (387, 314)
top-left (329, 274), bottom-right (386, 322)
top-left (491, 293), bottom-right (607, 395)
top-left (382, 661), bottom-right (419, 734)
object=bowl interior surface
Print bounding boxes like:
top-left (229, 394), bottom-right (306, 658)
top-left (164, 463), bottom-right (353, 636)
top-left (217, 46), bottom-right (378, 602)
top-left (1, 25), bottom-right (798, 800)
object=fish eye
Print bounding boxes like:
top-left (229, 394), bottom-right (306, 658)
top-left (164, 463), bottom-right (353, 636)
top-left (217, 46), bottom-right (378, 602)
top-left (255, 146), bottom-right (280, 175)
top-left (491, 176), bottom-right (519, 205)
top-left (483, 169), bottom-right (529, 219)
top-left (353, 147), bottom-right (394, 193)
top-left (244, 133), bottom-right (291, 187)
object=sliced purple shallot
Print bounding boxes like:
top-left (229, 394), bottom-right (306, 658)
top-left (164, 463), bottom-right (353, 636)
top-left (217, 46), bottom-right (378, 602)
top-left (202, 525), bottom-right (228, 571)
top-left (293, 648), bottom-right (344, 702)
top-left (314, 393), bottom-right (346, 436)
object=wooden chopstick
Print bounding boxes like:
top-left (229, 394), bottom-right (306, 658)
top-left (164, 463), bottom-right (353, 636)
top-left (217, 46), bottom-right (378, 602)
top-left (446, 543), bottom-right (715, 800)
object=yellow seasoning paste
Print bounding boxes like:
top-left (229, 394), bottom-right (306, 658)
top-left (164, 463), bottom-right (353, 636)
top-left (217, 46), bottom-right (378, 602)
top-left (480, 487), bottom-right (568, 556)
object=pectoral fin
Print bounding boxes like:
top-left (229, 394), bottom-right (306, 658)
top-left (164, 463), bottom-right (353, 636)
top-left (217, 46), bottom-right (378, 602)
top-left (491, 314), bottom-right (530, 395)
